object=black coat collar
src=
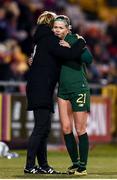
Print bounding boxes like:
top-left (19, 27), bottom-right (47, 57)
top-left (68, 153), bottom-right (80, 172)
top-left (33, 24), bottom-right (53, 44)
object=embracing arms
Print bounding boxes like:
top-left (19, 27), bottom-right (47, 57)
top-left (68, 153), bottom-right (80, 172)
top-left (48, 35), bottom-right (86, 60)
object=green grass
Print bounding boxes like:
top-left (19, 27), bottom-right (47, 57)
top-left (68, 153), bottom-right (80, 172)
top-left (0, 144), bottom-right (117, 179)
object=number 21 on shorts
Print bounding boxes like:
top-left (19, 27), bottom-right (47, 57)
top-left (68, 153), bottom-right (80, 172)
top-left (76, 93), bottom-right (86, 104)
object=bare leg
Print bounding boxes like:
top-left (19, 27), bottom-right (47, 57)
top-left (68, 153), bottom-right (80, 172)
top-left (58, 97), bottom-right (73, 134)
top-left (58, 97), bottom-right (79, 165)
top-left (73, 112), bottom-right (88, 136)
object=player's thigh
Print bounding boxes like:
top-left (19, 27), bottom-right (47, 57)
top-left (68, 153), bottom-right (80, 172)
top-left (58, 97), bottom-right (73, 130)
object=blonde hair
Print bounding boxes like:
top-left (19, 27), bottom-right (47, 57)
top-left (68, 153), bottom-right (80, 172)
top-left (37, 11), bottom-right (57, 28)
top-left (55, 15), bottom-right (72, 30)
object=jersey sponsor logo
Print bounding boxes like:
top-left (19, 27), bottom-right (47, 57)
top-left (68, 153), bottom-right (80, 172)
top-left (78, 103), bottom-right (84, 107)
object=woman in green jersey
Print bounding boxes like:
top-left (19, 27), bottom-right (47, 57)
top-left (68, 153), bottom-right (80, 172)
top-left (53, 15), bottom-right (93, 176)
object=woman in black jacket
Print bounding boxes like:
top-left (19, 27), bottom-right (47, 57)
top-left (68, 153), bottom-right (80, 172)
top-left (24, 11), bottom-right (86, 174)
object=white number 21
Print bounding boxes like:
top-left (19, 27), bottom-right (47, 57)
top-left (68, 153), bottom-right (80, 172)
top-left (76, 93), bottom-right (86, 104)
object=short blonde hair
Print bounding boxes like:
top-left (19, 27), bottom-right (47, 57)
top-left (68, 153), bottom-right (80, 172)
top-left (37, 11), bottom-right (57, 28)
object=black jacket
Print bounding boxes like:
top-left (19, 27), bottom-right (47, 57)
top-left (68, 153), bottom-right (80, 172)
top-left (26, 24), bottom-right (85, 112)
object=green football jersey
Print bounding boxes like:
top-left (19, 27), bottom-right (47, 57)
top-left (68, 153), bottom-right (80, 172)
top-left (59, 33), bottom-right (89, 93)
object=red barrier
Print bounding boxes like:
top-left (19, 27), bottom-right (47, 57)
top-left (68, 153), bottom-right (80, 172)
top-left (87, 96), bottom-right (111, 142)
top-left (0, 94), bottom-right (112, 144)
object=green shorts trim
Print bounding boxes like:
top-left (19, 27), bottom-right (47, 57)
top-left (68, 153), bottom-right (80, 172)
top-left (58, 89), bottom-right (90, 112)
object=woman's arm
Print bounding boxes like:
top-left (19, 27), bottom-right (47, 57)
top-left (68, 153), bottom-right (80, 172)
top-left (75, 34), bottom-right (93, 64)
top-left (81, 47), bottom-right (93, 64)
top-left (59, 40), bottom-right (93, 64)
top-left (49, 35), bottom-right (86, 60)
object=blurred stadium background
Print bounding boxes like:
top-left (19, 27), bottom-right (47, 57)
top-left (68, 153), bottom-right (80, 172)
top-left (0, 0), bottom-right (117, 150)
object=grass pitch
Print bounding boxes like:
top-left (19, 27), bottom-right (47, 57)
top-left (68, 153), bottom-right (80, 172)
top-left (0, 144), bottom-right (117, 179)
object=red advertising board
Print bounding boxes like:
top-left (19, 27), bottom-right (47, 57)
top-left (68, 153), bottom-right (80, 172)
top-left (87, 96), bottom-right (111, 142)
top-left (0, 94), bottom-right (112, 144)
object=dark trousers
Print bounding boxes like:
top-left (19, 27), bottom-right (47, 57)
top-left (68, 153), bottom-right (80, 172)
top-left (26, 108), bottom-right (51, 168)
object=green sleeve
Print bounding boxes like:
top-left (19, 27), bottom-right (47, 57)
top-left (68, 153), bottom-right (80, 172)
top-left (81, 47), bottom-right (93, 64)
top-left (65, 34), bottom-right (93, 64)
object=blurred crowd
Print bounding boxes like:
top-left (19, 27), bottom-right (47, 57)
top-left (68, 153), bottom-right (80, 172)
top-left (0, 0), bottom-right (117, 92)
